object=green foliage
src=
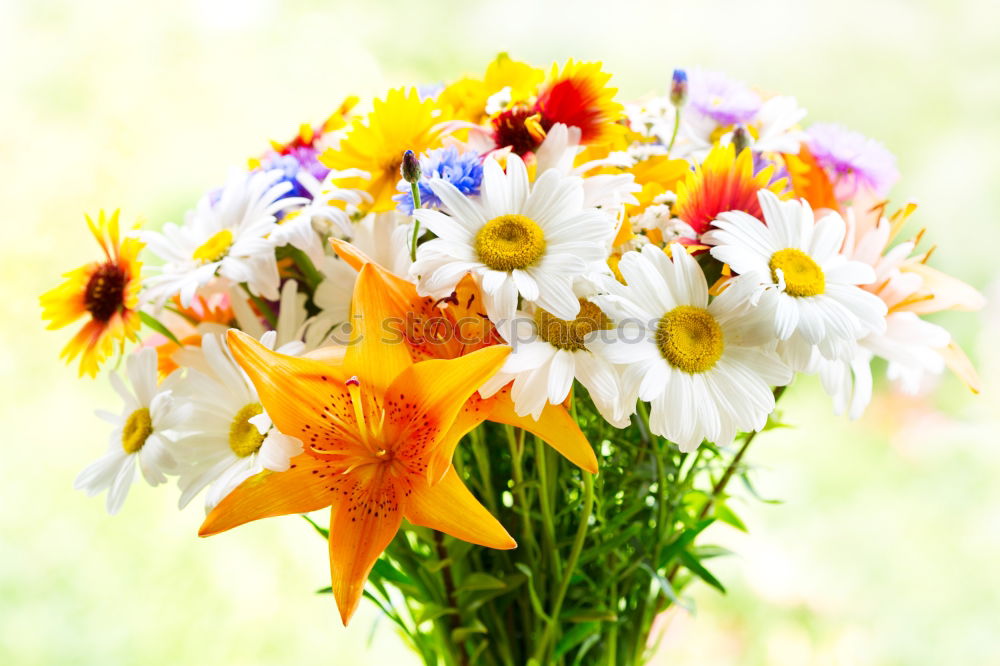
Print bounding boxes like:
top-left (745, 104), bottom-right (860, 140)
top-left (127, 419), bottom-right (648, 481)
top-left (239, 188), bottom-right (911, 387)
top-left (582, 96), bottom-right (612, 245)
top-left (310, 386), bottom-right (778, 665)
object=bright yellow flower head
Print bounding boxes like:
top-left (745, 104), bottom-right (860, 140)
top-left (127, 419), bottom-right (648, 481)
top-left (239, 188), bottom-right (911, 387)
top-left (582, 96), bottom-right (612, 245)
top-left (40, 210), bottom-right (143, 378)
top-left (320, 88), bottom-right (443, 213)
top-left (438, 53), bottom-right (545, 123)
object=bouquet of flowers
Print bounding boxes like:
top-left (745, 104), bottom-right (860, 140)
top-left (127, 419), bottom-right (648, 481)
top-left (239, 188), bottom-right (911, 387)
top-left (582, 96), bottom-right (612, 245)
top-left (42, 55), bottom-right (983, 665)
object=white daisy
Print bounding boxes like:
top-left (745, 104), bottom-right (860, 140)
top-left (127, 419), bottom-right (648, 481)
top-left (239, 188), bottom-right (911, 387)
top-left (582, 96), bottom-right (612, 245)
top-left (411, 153), bottom-right (614, 326)
top-left (534, 123), bottom-right (641, 210)
top-left (270, 167), bottom-right (370, 266)
top-left (592, 244), bottom-right (792, 451)
top-left (479, 281), bottom-right (628, 426)
top-left (74, 348), bottom-right (184, 514)
top-left (703, 190), bottom-right (887, 366)
top-left (172, 331), bottom-right (303, 511)
top-left (142, 168), bottom-right (306, 307)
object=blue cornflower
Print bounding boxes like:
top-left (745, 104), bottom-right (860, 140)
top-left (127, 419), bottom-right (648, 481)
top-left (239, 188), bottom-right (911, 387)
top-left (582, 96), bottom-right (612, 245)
top-left (394, 147), bottom-right (483, 214)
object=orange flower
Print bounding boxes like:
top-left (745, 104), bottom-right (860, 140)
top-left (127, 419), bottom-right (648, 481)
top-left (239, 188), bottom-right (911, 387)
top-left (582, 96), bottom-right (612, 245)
top-left (331, 239), bottom-right (599, 480)
top-left (201, 265), bottom-right (518, 625)
top-left (40, 210), bottom-right (143, 377)
top-left (783, 146), bottom-right (840, 212)
top-left (673, 143), bottom-right (788, 238)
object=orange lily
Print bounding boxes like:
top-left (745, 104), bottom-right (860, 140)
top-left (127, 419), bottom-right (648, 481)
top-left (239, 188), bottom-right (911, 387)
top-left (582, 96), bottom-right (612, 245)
top-left (200, 264), bottom-right (517, 625)
top-left (330, 239), bottom-right (599, 480)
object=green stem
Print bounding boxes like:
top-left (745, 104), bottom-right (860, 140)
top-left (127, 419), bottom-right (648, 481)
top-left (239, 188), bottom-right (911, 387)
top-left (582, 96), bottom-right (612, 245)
top-left (535, 436), bottom-right (562, 580)
top-left (666, 106), bottom-right (681, 156)
top-left (409, 182), bottom-right (422, 262)
top-left (433, 531), bottom-right (468, 666)
top-left (242, 284), bottom-right (277, 328)
top-left (287, 246), bottom-right (325, 291)
top-left (532, 472), bottom-right (595, 664)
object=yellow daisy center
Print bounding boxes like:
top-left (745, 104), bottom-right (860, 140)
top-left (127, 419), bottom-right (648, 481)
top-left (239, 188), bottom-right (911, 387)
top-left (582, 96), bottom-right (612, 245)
top-left (655, 305), bottom-right (724, 374)
top-left (229, 403), bottom-right (265, 458)
top-left (475, 214), bottom-right (546, 271)
top-left (769, 248), bottom-right (825, 297)
top-left (535, 300), bottom-right (612, 351)
top-left (193, 229), bottom-right (234, 263)
top-left (121, 407), bottom-right (153, 455)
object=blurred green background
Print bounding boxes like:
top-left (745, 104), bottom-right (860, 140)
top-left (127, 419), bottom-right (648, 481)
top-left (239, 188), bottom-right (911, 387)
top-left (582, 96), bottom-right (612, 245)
top-left (3, 0), bottom-right (998, 663)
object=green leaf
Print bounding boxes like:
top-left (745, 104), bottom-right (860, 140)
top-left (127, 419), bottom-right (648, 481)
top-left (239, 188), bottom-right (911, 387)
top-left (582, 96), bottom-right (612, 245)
top-left (315, 586), bottom-right (331, 595)
top-left (414, 603), bottom-right (456, 625)
top-left (451, 619), bottom-right (488, 643)
top-left (639, 562), bottom-right (690, 611)
top-left (457, 572), bottom-right (507, 593)
top-left (300, 513), bottom-right (329, 539)
top-left (692, 544), bottom-right (734, 560)
top-left (714, 501), bottom-right (748, 532)
top-left (678, 550), bottom-right (726, 594)
top-left (561, 609), bottom-right (618, 623)
top-left (555, 621), bottom-right (600, 659)
top-left (422, 557), bottom-right (453, 574)
top-left (659, 518), bottom-right (715, 567)
top-left (371, 557), bottom-right (414, 587)
top-left (514, 563), bottom-right (551, 621)
top-left (139, 310), bottom-right (182, 346)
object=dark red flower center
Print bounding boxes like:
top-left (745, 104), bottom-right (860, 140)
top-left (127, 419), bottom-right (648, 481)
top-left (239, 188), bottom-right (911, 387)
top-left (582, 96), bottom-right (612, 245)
top-left (85, 262), bottom-right (128, 322)
top-left (492, 106), bottom-right (543, 156)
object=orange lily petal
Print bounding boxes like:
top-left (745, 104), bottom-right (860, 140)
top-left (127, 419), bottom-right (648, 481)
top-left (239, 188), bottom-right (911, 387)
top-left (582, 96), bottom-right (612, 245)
top-left (426, 393), bottom-right (495, 483)
top-left (226, 330), bottom-right (362, 453)
top-left (199, 454), bottom-right (337, 536)
top-left (382, 346), bottom-right (510, 464)
top-left (303, 345), bottom-right (347, 364)
top-left (404, 466), bottom-right (516, 550)
top-left (489, 390), bottom-right (598, 474)
top-left (345, 263), bottom-right (413, 392)
top-left (327, 467), bottom-right (404, 625)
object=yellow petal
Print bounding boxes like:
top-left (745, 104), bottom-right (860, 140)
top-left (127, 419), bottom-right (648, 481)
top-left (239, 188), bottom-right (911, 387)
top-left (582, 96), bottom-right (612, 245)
top-left (199, 454), bottom-right (337, 536)
top-left (345, 263), bottom-right (413, 394)
top-left (940, 340), bottom-right (982, 394)
top-left (490, 390), bottom-right (598, 474)
top-left (327, 468), bottom-right (404, 625)
top-left (404, 466), bottom-right (516, 550)
top-left (426, 393), bottom-right (494, 483)
top-left (226, 330), bottom-right (362, 453)
top-left (381, 346), bottom-right (510, 464)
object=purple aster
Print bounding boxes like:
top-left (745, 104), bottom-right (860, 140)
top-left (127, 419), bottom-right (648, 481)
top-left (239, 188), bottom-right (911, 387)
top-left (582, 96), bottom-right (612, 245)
top-left (394, 147), bottom-right (484, 214)
top-left (687, 70), bottom-right (762, 126)
top-left (807, 122), bottom-right (899, 200)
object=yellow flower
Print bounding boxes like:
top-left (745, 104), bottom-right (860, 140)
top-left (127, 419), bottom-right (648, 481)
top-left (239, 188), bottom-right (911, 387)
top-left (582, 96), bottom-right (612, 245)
top-left (320, 88), bottom-right (443, 213)
top-left (438, 53), bottom-right (545, 122)
top-left (200, 265), bottom-right (517, 625)
top-left (40, 210), bottom-right (143, 378)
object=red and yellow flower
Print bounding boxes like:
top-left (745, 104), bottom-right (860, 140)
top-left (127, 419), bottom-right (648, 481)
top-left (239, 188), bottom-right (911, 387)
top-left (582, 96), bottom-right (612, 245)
top-left (40, 210), bottom-right (143, 377)
top-left (673, 143), bottom-right (788, 239)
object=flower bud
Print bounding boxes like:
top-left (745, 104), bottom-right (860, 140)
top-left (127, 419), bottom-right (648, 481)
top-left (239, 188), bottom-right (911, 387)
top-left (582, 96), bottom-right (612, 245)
top-left (400, 149), bottom-right (421, 184)
top-left (731, 125), bottom-right (750, 155)
top-left (670, 69), bottom-right (688, 107)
